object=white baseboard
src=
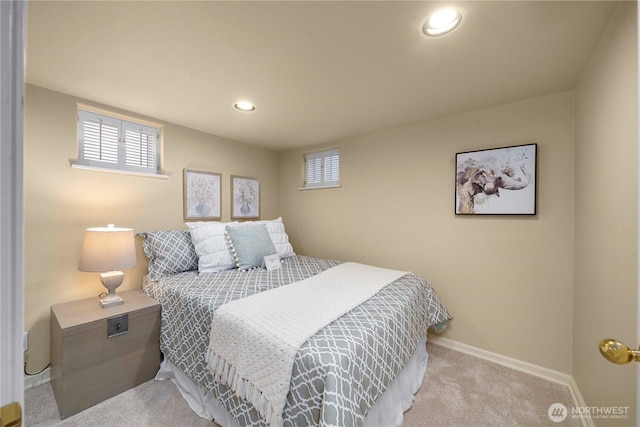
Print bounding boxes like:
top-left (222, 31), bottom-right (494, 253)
top-left (427, 334), bottom-right (594, 427)
top-left (24, 366), bottom-right (51, 391)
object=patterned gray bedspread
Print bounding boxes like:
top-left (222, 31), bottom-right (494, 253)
top-left (143, 255), bottom-right (451, 426)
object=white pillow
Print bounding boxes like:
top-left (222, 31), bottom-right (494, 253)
top-left (255, 217), bottom-right (296, 259)
top-left (186, 221), bottom-right (238, 273)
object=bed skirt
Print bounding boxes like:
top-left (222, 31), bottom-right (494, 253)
top-left (156, 335), bottom-right (428, 427)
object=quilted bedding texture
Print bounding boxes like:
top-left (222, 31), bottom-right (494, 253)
top-left (143, 255), bottom-right (452, 426)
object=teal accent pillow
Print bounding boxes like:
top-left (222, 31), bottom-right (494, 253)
top-left (225, 223), bottom-right (277, 271)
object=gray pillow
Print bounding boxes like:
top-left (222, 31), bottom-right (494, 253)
top-left (225, 223), bottom-right (277, 271)
top-left (139, 230), bottom-right (198, 279)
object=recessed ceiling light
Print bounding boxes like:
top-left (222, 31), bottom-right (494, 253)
top-left (422, 7), bottom-right (463, 37)
top-left (233, 101), bottom-right (256, 112)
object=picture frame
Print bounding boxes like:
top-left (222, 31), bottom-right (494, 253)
top-left (231, 175), bottom-right (260, 219)
top-left (455, 143), bottom-right (537, 215)
top-left (183, 169), bottom-right (222, 221)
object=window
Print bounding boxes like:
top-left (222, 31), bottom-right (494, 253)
top-left (77, 109), bottom-right (161, 175)
top-left (303, 148), bottom-right (340, 189)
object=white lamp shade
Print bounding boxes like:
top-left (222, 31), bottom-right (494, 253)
top-left (78, 226), bottom-right (136, 272)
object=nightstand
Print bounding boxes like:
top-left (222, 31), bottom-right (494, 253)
top-left (50, 290), bottom-right (161, 419)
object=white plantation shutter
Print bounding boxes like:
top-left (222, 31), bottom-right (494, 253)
top-left (78, 110), bottom-right (160, 175)
top-left (123, 120), bottom-right (157, 172)
top-left (304, 148), bottom-right (340, 188)
top-left (323, 150), bottom-right (339, 184)
top-left (306, 155), bottom-right (322, 186)
top-left (79, 111), bottom-right (119, 165)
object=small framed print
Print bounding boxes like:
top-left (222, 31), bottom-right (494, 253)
top-left (231, 175), bottom-right (260, 219)
top-left (183, 169), bottom-right (222, 221)
top-left (455, 143), bottom-right (537, 215)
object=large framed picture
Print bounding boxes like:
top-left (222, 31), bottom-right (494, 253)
top-left (183, 169), bottom-right (222, 221)
top-left (455, 143), bottom-right (537, 215)
top-left (231, 175), bottom-right (260, 219)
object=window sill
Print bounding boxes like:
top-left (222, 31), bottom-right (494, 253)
top-left (70, 163), bottom-right (169, 179)
top-left (297, 184), bottom-right (342, 191)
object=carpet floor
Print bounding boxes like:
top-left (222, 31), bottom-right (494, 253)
top-left (24, 341), bottom-right (581, 427)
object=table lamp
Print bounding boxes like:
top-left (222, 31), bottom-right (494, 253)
top-left (78, 224), bottom-right (136, 308)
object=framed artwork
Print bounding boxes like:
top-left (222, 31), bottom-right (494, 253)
top-left (183, 169), bottom-right (221, 221)
top-left (455, 143), bottom-right (537, 215)
top-left (231, 175), bottom-right (260, 219)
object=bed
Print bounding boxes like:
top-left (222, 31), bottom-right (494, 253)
top-left (139, 218), bottom-right (452, 427)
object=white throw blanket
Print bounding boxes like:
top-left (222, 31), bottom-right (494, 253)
top-left (205, 262), bottom-right (408, 426)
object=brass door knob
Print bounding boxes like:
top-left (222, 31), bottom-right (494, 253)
top-left (599, 338), bottom-right (640, 365)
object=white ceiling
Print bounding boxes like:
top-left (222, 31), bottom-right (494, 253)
top-left (26, 1), bottom-right (618, 151)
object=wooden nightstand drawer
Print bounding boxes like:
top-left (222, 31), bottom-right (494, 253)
top-left (50, 290), bottom-right (161, 419)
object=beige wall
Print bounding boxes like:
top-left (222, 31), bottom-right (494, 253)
top-left (279, 91), bottom-right (576, 373)
top-left (23, 84), bottom-right (280, 372)
top-left (573, 2), bottom-right (638, 425)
